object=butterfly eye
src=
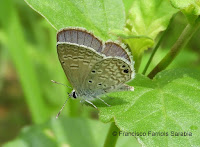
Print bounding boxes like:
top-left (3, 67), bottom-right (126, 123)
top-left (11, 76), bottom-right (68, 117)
top-left (72, 91), bottom-right (77, 98)
top-left (123, 69), bottom-right (129, 73)
top-left (88, 80), bottom-right (92, 83)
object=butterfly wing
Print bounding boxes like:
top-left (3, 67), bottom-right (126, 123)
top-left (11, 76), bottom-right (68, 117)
top-left (57, 28), bottom-right (104, 91)
top-left (57, 28), bottom-right (135, 95)
top-left (101, 42), bottom-right (132, 62)
top-left (57, 43), bottom-right (104, 91)
top-left (83, 57), bottom-right (134, 96)
top-left (57, 28), bottom-right (103, 52)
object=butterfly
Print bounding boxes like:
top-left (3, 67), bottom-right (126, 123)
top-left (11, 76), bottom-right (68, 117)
top-left (56, 27), bottom-right (135, 109)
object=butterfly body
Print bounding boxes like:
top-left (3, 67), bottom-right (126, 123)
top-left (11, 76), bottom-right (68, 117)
top-left (57, 28), bottom-right (135, 107)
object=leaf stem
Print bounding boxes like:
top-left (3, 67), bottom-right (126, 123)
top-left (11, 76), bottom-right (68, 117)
top-left (148, 17), bottom-right (200, 79)
top-left (142, 32), bottom-right (164, 75)
top-left (142, 16), bottom-right (174, 75)
top-left (104, 122), bottom-right (120, 147)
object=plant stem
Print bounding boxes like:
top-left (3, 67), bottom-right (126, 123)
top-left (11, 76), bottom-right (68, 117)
top-left (104, 122), bottom-right (120, 147)
top-left (142, 32), bottom-right (164, 75)
top-left (142, 16), bottom-right (174, 75)
top-left (148, 18), bottom-right (200, 79)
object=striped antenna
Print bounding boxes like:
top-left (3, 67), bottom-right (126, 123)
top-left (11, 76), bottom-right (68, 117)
top-left (56, 96), bottom-right (70, 119)
top-left (51, 80), bottom-right (72, 89)
top-left (51, 80), bottom-right (72, 118)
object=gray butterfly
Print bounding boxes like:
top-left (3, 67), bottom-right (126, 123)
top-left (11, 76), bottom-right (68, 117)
top-left (56, 28), bottom-right (135, 108)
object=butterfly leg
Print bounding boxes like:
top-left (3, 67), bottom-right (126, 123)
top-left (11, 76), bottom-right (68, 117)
top-left (85, 99), bottom-right (98, 109)
top-left (97, 97), bottom-right (111, 107)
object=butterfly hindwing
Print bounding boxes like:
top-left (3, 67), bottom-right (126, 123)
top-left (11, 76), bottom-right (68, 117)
top-left (83, 58), bottom-right (132, 94)
top-left (101, 42), bottom-right (131, 62)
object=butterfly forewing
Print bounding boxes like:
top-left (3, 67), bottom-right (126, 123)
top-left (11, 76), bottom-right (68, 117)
top-left (57, 28), bottom-right (103, 52)
top-left (57, 43), bottom-right (103, 91)
top-left (57, 28), bottom-right (106, 91)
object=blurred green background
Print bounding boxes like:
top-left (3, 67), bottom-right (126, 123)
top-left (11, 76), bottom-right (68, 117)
top-left (0, 0), bottom-right (200, 145)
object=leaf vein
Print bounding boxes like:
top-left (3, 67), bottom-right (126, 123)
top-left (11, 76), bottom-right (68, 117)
top-left (164, 92), bottom-right (200, 114)
top-left (123, 88), bottom-right (154, 113)
top-left (166, 116), bottom-right (192, 145)
top-left (133, 109), bottom-right (161, 125)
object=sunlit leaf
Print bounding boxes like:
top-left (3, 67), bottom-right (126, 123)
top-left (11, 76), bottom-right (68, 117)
top-left (24, 0), bottom-right (125, 41)
top-left (96, 68), bottom-right (200, 146)
top-left (121, 0), bottom-right (177, 58)
top-left (170, 0), bottom-right (200, 23)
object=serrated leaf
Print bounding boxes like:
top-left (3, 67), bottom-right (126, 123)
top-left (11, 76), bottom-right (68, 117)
top-left (124, 37), bottom-right (154, 57)
top-left (122, 0), bottom-right (134, 15)
top-left (170, 0), bottom-right (200, 10)
top-left (24, 0), bottom-right (125, 41)
top-left (3, 118), bottom-right (140, 147)
top-left (121, 0), bottom-right (177, 57)
top-left (96, 68), bottom-right (200, 146)
top-left (170, 0), bottom-right (200, 23)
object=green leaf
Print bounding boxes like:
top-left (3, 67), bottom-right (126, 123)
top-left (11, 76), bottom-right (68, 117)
top-left (122, 0), bottom-right (134, 15)
top-left (120, 0), bottom-right (177, 61)
top-left (24, 0), bottom-right (125, 41)
top-left (96, 68), bottom-right (200, 146)
top-left (3, 118), bottom-right (140, 147)
top-left (170, 0), bottom-right (200, 23)
top-left (171, 0), bottom-right (199, 8)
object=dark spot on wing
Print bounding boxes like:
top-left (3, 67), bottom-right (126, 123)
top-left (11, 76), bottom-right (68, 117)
top-left (123, 69), bottom-right (129, 73)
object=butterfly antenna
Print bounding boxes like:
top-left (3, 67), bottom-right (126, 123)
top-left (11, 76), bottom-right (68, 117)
top-left (51, 80), bottom-right (72, 89)
top-left (56, 96), bottom-right (70, 119)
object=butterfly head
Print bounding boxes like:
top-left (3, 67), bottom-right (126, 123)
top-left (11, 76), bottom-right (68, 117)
top-left (69, 90), bottom-right (78, 99)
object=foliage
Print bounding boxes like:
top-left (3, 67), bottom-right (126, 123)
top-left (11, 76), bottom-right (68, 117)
top-left (25, 0), bottom-right (125, 41)
top-left (97, 69), bottom-right (200, 146)
top-left (170, 0), bottom-right (200, 23)
top-left (3, 118), bottom-right (140, 147)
